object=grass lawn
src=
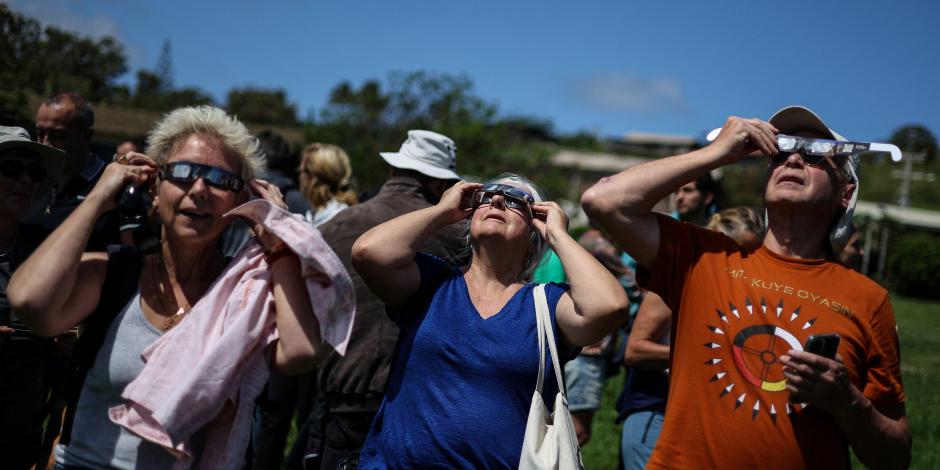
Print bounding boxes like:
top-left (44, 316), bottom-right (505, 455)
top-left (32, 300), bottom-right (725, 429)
top-left (580, 294), bottom-right (940, 469)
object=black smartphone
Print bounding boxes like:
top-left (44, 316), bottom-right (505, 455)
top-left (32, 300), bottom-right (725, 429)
top-left (804, 333), bottom-right (840, 359)
top-left (117, 185), bottom-right (159, 253)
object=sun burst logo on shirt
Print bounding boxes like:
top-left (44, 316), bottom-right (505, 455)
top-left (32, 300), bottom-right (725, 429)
top-left (704, 296), bottom-right (818, 424)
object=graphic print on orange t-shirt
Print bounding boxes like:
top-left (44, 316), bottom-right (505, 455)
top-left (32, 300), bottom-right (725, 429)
top-left (704, 296), bottom-right (818, 424)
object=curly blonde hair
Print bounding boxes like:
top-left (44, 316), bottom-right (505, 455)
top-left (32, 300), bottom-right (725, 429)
top-left (145, 106), bottom-right (265, 181)
top-left (300, 143), bottom-right (357, 209)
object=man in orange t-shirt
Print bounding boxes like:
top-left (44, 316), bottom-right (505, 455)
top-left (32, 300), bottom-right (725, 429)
top-left (582, 106), bottom-right (910, 469)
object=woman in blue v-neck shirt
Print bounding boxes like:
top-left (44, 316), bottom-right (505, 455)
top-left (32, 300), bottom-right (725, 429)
top-left (351, 173), bottom-right (629, 469)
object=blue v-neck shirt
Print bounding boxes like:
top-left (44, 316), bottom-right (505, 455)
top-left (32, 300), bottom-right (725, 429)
top-left (359, 253), bottom-right (572, 469)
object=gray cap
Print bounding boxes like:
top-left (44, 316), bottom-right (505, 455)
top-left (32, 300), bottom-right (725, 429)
top-left (0, 126), bottom-right (66, 186)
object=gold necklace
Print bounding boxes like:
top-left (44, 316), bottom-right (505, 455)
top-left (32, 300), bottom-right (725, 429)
top-left (149, 255), bottom-right (192, 331)
top-left (161, 307), bottom-right (188, 331)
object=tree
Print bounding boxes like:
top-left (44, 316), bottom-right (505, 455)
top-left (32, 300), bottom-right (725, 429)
top-left (307, 79), bottom-right (396, 190)
top-left (225, 88), bottom-right (299, 125)
top-left (889, 125), bottom-right (938, 164)
top-left (887, 232), bottom-right (940, 299)
top-left (155, 40), bottom-right (174, 93)
top-left (0, 4), bottom-right (42, 116)
top-left (123, 38), bottom-right (213, 111)
top-left (129, 70), bottom-right (214, 111)
top-left (557, 130), bottom-right (604, 152)
top-left (307, 71), bottom-right (564, 197)
top-left (0, 4), bottom-right (128, 112)
top-left (319, 80), bottom-right (389, 128)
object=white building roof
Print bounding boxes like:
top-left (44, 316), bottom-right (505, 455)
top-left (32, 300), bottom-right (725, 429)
top-left (855, 200), bottom-right (940, 231)
top-left (622, 132), bottom-right (697, 146)
top-left (550, 150), bottom-right (650, 172)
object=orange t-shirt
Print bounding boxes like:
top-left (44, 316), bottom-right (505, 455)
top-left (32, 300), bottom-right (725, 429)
top-left (641, 214), bottom-right (905, 470)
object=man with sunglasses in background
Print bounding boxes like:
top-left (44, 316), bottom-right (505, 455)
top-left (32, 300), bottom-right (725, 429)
top-left (582, 106), bottom-right (909, 469)
top-left (308, 130), bottom-right (468, 470)
top-left (26, 92), bottom-right (120, 250)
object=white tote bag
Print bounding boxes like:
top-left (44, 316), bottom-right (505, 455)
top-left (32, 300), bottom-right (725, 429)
top-left (518, 284), bottom-right (584, 470)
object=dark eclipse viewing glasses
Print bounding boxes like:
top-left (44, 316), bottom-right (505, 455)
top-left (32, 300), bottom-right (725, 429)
top-left (0, 159), bottom-right (47, 182)
top-left (472, 183), bottom-right (535, 213)
top-left (159, 161), bottom-right (245, 193)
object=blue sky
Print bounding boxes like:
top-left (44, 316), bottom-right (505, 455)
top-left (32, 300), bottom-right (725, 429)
top-left (10, 0), bottom-right (940, 142)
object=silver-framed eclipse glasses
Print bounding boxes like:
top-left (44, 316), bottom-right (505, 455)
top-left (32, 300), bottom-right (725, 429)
top-left (705, 128), bottom-right (903, 162)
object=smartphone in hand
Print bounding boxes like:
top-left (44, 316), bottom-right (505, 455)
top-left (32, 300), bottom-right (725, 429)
top-left (117, 184), bottom-right (159, 253)
top-left (804, 333), bottom-right (840, 359)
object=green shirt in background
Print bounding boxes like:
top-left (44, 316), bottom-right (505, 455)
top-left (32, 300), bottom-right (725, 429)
top-left (531, 249), bottom-right (567, 284)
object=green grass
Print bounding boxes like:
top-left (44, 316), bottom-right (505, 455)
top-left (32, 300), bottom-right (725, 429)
top-left (579, 369), bottom-right (625, 470)
top-left (892, 295), bottom-right (940, 468)
top-left (580, 294), bottom-right (940, 469)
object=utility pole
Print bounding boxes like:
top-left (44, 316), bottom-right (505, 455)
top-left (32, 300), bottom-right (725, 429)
top-left (897, 152), bottom-right (913, 207)
top-left (897, 129), bottom-right (927, 207)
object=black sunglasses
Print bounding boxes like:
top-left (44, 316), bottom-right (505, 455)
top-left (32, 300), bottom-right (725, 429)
top-left (159, 162), bottom-right (245, 193)
top-left (769, 151), bottom-right (836, 168)
top-left (472, 183), bottom-right (535, 213)
top-left (0, 160), bottom-right (47, 182)
top-left (34, 127), bottom-right (68, 142)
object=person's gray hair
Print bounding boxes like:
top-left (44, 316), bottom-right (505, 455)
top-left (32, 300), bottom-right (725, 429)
top-left (467, 172), bottom-right (548, 282)
top-left (829, 154), bottom-right (860, 255)
top-left (146, 106), bottom-right (265, 181)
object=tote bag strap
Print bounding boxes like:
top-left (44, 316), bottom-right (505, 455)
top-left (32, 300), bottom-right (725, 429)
top-left (534, 283), bottom-right (547, 394)
top-left (534, 284), bottom-right (566, 398)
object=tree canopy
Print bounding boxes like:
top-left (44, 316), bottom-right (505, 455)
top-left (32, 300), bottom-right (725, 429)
top-left (306, 71), bottom-right (566, 195)
top-left (0, 4), bottom-right (127, 111)
top-left (890, 124), bottom-right (938, 163)
top-left (226, 88), bottom-right (299, 126)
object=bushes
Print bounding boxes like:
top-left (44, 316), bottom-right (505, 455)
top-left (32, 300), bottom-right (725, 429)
top-left (887, 232), bottom-right (940, 299)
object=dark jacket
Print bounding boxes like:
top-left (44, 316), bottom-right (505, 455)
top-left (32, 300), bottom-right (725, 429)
top-left (20, 155), bottom-right (120, 252)
top-left (317, 176), bottom-right (467, 410)
top-left (265, 169), bottom-right (309, 216)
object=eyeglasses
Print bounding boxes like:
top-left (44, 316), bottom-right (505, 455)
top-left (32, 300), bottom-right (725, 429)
top-left (771, 133), bottom-right (894, 168)
top-left (34, 127), bottom-right (68, 142)
top-left (159, 162), bottom-right (245, 192)
top-left (472, 183), bottom-right (534, 213)
top-left (706, 128), bottom-right (904, 162)
top-left (0, 160), bottom-right (47, 182)
top-left (773, 134), bottom-right (868, 161)
top-left (769, 151), bottom-right (846, 172)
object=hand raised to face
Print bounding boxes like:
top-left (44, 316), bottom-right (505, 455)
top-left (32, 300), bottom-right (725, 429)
top-left (530, 201), bottom-right (568, 244)
top-left (710, 116), bottom-right (780, 163)
top-left (436, 180), bottom-right (483, 224)
top-left (87, 152), bottom-right (159, 211)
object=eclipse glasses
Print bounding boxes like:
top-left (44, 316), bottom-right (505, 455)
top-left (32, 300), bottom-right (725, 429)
top-left (472, 183), bottom-right (535, 213)
top-left (159, 161), bottom-right (245, 193)
top-left (705, 128), bottom-right (903, 162)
